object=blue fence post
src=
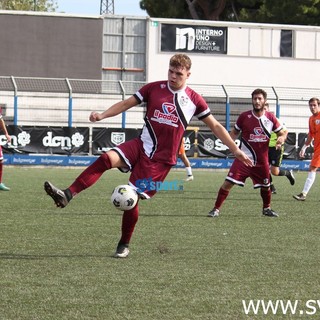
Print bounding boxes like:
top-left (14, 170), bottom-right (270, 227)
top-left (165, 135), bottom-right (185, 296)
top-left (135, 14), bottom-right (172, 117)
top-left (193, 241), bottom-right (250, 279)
top-left (10, 76), bottom-right (18, 125)
top-left (66, 78), bottom-right (72, 128)
top-left (68, 97), bottom-right (73, 128)
top-left (119, 80), bottom-right (126, 128)
top-left (222, 85), bottom-right (230, 131)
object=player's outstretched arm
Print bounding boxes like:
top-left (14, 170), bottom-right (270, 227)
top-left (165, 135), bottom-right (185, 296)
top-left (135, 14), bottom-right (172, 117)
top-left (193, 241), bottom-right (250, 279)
top-left (202, 115), bottom-right (252, 167)
top-left (90, 96), bottom-right (139, 122)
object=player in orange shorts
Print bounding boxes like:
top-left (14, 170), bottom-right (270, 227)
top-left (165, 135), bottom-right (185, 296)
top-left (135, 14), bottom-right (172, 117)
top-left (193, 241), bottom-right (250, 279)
top-left (293, 97), bottom-right (320, 201)
top-left (178, 137), bottom-right (193, 181)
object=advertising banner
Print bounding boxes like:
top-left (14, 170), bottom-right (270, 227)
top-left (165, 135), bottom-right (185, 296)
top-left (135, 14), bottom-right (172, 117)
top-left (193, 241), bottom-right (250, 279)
top-left (183, 130), bottom-right (196, 157)
top-left (1, 125), bottom-right (300, 161)
top-left (2, 125), bottom-right (89, 155)
top-left (198, 130), bottom-right (298, 159)
top-left (283, 132), bottom-right (297, 159)
top-left (161, 23), bottom-right (227, 54)
top-left (297, 133), bottom-right (313, 160)
top-left (92, 128), bottom-right (141, 155)
top-left (197, 131), bottom-right (240, 157)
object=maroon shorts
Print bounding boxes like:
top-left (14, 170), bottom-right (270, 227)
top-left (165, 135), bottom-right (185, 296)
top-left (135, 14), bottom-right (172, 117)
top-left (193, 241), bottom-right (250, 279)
top-left (113, 138), bottom-right (172, 199)
top-left (0, 145), bottom-right (3, 160)
top-left (226, 158), bottom-right (270, 188)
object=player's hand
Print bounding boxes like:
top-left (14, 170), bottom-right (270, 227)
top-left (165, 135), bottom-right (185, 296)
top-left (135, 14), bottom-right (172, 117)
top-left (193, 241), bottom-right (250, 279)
top-left (275, 141), bottom-right (282, 150)
top-left (299, 145), bottom-right (307, 158)
top-left (5, 134), bottom-right (11, 144)
top-left (234, 150), bottom-right (253, 167)
top-left (275, 137), bottom-right (284, 150)
top-left (89, 112), bottom-right (101, 122)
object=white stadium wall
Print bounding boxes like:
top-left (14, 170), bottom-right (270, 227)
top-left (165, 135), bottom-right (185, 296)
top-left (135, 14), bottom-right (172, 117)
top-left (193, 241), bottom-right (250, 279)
top-left (1, 13), bottom-right (320, 134)
top-left (146, 18), bottom-right (320, 88)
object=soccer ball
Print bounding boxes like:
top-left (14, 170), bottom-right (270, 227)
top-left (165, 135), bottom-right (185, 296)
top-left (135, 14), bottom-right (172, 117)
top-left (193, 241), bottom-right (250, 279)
top-left (111, 185), bottom-right (138, 211)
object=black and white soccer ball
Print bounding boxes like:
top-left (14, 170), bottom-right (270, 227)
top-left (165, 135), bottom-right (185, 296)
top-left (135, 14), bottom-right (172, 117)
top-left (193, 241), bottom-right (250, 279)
top-left (111, 185), bottom-right (138, 211)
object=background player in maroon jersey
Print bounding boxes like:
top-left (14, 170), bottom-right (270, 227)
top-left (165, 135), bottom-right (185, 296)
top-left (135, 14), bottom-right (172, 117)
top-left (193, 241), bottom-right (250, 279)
top-left (44, 54), bottom-right (252, 258)
top-left (0, 113), bottom-right (11, 191)
top-left (208, 88), bottom-right (287, 218)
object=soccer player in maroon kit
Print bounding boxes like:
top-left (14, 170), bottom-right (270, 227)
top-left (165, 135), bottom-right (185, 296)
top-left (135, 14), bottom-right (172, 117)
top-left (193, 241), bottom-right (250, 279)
top-left (0, 113), bottom-right (11, 191)
top-left (208, 88), bottom-right (287, 218)
top-left (44, 54), bottom-right (252, 258)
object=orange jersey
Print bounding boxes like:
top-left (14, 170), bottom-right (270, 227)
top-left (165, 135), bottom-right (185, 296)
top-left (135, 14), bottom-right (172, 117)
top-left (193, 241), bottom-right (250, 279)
top-left (309, 113), bottom-right (320, 151)
top-left (309, 113), bottom-right (320, 167)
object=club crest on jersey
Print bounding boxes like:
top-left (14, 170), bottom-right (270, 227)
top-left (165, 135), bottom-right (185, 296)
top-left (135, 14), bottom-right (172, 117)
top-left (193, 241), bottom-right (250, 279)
top-left (151, 103), bottom-right (179, 127)
top-left (249, 127), bottom-right (267, 142)
top-left (179, 95), bottom-right (189, 107)
top-left (263, 119), bottom-right (271, 126)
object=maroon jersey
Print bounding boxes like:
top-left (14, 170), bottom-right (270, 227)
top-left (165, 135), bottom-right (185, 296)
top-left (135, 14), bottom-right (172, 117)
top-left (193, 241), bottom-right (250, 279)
top-left (135, 80), bottom-right (210, 165)
top-left (0, 114), bottom-right (3, 160)
top-left (235, 110), bottom-right (282, 166)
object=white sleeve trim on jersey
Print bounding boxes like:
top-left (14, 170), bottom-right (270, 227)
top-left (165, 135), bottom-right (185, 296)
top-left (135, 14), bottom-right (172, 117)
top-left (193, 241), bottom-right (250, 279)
top-left (196, 109), bottom-right (210, 119)
top-left (135, 91), bottom-right (143, 103)
top-left (273, 124), bottom-right (283, 133)
top-left (234, 123), bottom-right (241, 131)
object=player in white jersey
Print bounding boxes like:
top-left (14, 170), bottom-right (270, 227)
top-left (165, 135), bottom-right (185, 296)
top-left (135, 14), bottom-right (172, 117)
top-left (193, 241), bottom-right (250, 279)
top-left (208, 88), bottom-right (286, 218)
top-left (44, 54), bottom-right (252, 258)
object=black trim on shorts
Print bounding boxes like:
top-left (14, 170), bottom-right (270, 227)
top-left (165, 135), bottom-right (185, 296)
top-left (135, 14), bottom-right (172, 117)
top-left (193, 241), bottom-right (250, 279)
top-left (112, 148), bottom-right (131, 173)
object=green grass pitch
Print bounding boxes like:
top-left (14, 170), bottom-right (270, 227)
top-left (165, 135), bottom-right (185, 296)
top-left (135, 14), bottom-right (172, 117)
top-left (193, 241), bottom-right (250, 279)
top-left (1, 166), bottom-right (320, 319)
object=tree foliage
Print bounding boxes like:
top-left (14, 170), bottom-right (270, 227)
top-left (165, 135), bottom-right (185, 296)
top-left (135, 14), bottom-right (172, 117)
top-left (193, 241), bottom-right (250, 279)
top-left (140, 0), bottom-right (190, 19)
top-left (140, 0), bottom-right (320, 26)
top-left (225, 0), bottom-right (320, 25)
top-left (0, 0), bottom-right (58, 12)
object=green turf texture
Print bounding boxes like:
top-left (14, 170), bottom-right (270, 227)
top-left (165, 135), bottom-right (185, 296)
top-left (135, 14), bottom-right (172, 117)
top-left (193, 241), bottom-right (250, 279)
top-left (1, 167), bottom-right (319, 319)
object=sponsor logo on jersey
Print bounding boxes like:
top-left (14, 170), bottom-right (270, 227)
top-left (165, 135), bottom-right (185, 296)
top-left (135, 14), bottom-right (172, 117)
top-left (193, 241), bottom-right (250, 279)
top-left (162, 103), bottom-right (175, 114)
top-left (249, 127), bottom-right (267, 142)
top-left (151, 103), bottom-right (179, 127)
